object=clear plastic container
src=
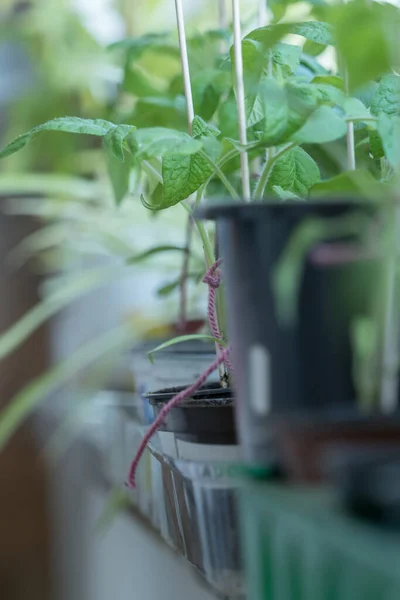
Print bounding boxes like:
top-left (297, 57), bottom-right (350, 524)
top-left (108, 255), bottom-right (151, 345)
top-left (168, 459), bottom-right (246, 598)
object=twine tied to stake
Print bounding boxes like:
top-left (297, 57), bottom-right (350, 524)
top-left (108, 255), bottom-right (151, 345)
top-left (126, 259), bottom-right (232, 489)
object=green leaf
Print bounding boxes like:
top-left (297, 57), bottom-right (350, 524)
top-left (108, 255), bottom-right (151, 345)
top-left (122, 65), bottom-right (162, 98)
top-left (103, 125), bottom-right (135, 203)
top-left (192, 116), bottom-right (220, 138)
top-left (267, 148), bottom-right (320, 198)
top-left (132, 97), bottom-right (187, 130)
top-left (355, 81), bottom-right (379, 110)
top-left (245, 21), bottom-right (333, 50)
top-left (369, 129), bottom-right (385, 160)
top-left (311, 75), bottom-right (344, 91)
top-left (303, 40), bottom-right (326, 57)
top-left (0, 117), bottom-right (116, 159)
top-left (126, 244), bottom-right (186, 264)
top-left (103, 125), bottom-right (135, 162)
top-left (159, 117), bottom-right (221, 208)
top-left (341, 97), bottom-right (371, 121)
top-left (272, 212), bottom-right (371, 326)
top-left (218, 94), bottom-right (239, 139)
top-left (162, 152), bottom-right (212, 208)
top-left (191, 70), bottom-right (229, 121)
top-left (378, 113), bottom-right (400, 170)
top-left (134, 128), bottom-right (202, 160)
top-left (272, 43), bottom-right (302, 77)
top-left (292, 106), bottom-right (347, 144)
top-left (0, 267), bottom-right (128, 363)
top-left (105, 151), bottom-right (131, 206)
top-left (290, 22), bottom-right (334, 46)
top-left (148, 334), bottom-right (226, 363)
top-left (156, 277), bottom-right (182, 297)
top-left (283, 81), bottom-right (322, 139)
top-left (251, 78), bottom-right (288, 145)
top-left (272, 186), bottom-right (301, 201)
top-left (370, 75), bottom-right (400, 117)
top-left (309, 169), bottom-right (391, 199)
top-left (109, 33), bottom-right (179, 60)
top-left (232, 39), bottom-right (265, 121)
top-left (368, 75), bottom-right (400, 162)
top-left (331, 1), bottom-right (400, 92)
top-left (0, 326), bottom-right (136, 451)
top-left (96, 490), bottom-right (131, 535)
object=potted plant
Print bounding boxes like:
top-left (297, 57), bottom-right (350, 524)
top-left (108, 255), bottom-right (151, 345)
top-left (0, 0), bottom-right (398, 468)
top-left (1, 0), bottom-right (399, 595)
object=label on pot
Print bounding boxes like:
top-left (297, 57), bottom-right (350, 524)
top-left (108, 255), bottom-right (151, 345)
top-left (248, 344), bottom-right (271, 416)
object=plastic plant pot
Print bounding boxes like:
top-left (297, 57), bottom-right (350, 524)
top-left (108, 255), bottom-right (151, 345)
top-left (275, 410), bottom-right (400, 482)
top-left (197, 200), bottom-right (379, 466)
top-left (132, 330), bottom-right (218, 424)
top-left (146, 382), bottom-right (238, 461)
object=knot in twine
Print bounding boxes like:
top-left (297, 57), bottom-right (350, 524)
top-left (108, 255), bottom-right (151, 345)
top-left (202, 258), bottom-right (222, 289)
top-left (126, 259), bottom-right (232, 489)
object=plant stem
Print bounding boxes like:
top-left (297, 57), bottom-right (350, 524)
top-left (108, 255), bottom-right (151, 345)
top-left (254, 142), bottom-right (296, 200)
top-left (200, 151), bottom-right (240, 201)
top-left (177, 215), bottom-right (192, 331)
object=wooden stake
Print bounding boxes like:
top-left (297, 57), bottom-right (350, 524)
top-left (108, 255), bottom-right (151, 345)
top-left (232, 0), bottom-right (251, 201)
top-left (174, 0), bottom-right (194, 134)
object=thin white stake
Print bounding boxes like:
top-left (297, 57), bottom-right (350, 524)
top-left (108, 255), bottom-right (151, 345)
top-left (342, 0), bottom-right (356, 171)
top-left (344, 69), bottom-right (356, 170)
top-left (218, 0), bottom-right (228, 54)
top-left (174, 0), bottom-right (195, 134)
top-left (258, 0), bottom-right (268, 27)
top-left (219, 0), bottom-right (227, 29)
top-left (232, 0), bottom-right (251, 201)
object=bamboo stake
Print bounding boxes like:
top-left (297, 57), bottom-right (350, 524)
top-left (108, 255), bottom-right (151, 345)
top-left (219, 0), bottom-right (227, 29)
top-left (174, 0), bottom-right (194, 133)
top-left (342, 0), bottom-right (356, 171)
top-left (258, 0), bottom-right (268, 27)
top-left (218, 0), bottom-right (228, 54)
top-left (174, 0), bottom-right (227, 382)
top-left (232, 0), bottom-right (251, 201)
top-left (344, 69), bottom-right (356, 170)
top-left (174, 0), bottom-right (194, 328)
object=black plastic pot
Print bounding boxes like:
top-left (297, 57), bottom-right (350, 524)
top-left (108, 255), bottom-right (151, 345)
top-left (146, 382), bottom-right (236, 445)
top-left (197, 200), bottom-right (379, 465)
top-left (131, 329), bottom-right (218, 424)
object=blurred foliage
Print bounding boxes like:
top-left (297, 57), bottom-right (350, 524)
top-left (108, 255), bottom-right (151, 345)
top-left (0, 0), bottom-right (118, 173)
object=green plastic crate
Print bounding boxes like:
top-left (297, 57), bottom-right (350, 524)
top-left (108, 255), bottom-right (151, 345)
top-left (239, 484), bottom-right (400, 600)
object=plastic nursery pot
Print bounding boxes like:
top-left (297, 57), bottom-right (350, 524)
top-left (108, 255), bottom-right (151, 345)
top-left (275, 409), bottom-right (400, 483)
top-left (145, 382), bottom-right (238, 461)
top-left (197, 199), bottom-right (379, 466)
top-left (131, 323), bottom-right (218, 424)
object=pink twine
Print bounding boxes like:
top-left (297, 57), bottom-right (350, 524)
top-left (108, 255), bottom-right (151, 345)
top-left (126, 346), bottom-right (231, 488)
top-left (126, 259), bottom-right (233, 488)
top-left (203, 259), bottom-right (234, 373)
